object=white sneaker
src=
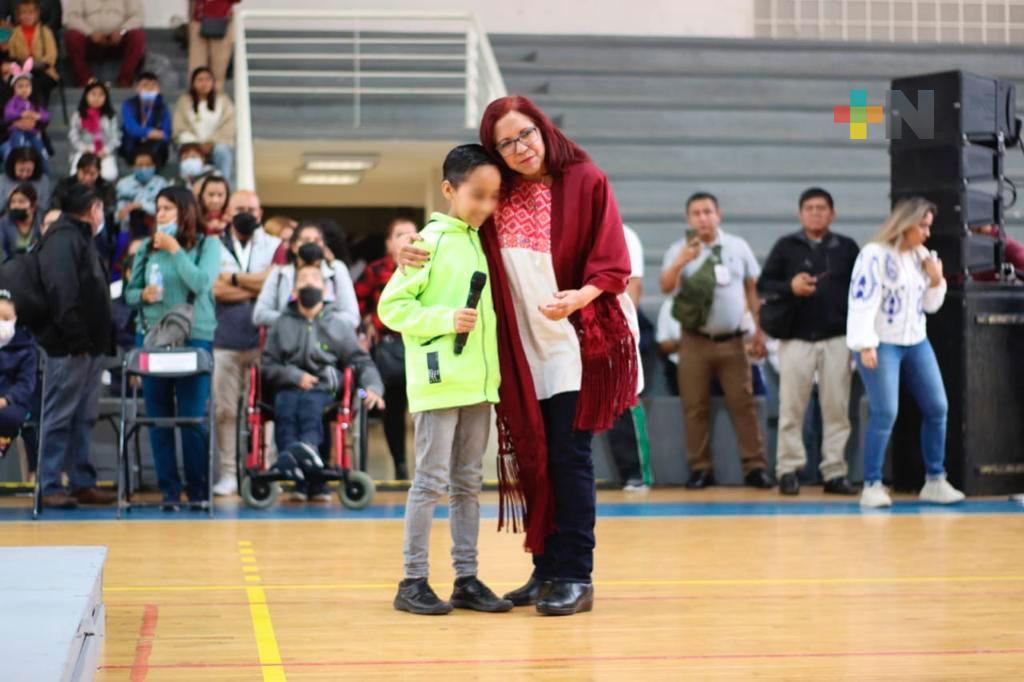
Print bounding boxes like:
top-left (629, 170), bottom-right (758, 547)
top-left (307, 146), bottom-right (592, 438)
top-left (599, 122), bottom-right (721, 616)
top-left (212, 477), bottom-right (238, 497)
top-left (860, 482), bottom-right (892, 508)
top-left (919, 476), bottom-right (966, 504)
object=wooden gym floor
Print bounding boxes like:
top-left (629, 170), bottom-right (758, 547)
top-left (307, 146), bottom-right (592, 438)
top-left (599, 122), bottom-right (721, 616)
top-left (2, 487), bottom-right (1024, 681)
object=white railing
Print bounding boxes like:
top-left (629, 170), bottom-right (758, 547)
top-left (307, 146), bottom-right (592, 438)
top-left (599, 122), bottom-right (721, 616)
top-left (232, 9), bottom-right (507, 190)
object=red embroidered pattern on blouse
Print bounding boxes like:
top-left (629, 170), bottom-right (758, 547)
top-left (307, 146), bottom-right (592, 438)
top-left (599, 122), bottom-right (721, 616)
top-left (496, 179), bottom-right (553, 254)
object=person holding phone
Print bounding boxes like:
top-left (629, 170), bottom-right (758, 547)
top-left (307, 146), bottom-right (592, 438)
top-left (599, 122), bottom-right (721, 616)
top-left (846, 197), bottom-right (964, 508)
top-left (757, 188), bottom-right (861, 496)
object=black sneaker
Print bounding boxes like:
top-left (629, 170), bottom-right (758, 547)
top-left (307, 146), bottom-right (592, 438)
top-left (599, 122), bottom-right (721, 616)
top-left (450, 576), bottom-right (514, 613)
top-left (393, 578), bottom-right (453, 615)
top-left (779, 472), bottom-right (800, 496)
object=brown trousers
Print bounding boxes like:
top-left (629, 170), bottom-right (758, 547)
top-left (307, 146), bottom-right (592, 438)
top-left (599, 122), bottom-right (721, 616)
top-left (677, 332), bottom-right (766, 474)
top-left (188, 18), bottom-right (235, 89)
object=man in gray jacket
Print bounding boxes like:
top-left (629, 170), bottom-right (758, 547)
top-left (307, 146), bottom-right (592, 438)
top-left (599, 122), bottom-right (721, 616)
top-left (262, 264), bottom-right (384, 500)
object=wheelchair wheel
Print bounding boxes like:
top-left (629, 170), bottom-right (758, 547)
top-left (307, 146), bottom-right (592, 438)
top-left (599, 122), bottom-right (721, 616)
top-left (240, 475), bottom-right (280, 510)
top-left (338, 470), bottom-right (375, 510)
top-left (235, 396), bottom-right (250, 491)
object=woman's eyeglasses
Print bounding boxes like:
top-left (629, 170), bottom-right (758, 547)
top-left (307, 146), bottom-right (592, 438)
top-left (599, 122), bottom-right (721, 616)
top-left (495, 126), bottom-right (539, 157)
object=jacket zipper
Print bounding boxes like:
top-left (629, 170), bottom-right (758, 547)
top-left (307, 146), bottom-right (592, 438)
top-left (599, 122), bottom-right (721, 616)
top-left (470, 229), bottom-right (489, 402)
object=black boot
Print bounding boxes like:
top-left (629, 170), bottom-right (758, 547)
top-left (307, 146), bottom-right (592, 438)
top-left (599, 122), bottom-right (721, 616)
top-left (779, 472), bottom-right (800, 496)
top-left (393, 578), bottom-right (452, 615)
top-left (451, 576), bottom-right (514, 613)
top-left (536, 582), bottom-right (594, 616)
top-left (502, 575), bottom-right (553, 606)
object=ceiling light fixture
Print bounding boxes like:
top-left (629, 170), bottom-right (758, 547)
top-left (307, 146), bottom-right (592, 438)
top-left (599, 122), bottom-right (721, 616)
top-left (296, 172), bottom-right (362, 185)
top-left (303, 154), bottom-right (379, 172)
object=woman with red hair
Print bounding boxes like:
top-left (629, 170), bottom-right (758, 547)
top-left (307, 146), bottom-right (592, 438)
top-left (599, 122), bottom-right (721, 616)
top-left (400, 95), bottom-right (639, 616)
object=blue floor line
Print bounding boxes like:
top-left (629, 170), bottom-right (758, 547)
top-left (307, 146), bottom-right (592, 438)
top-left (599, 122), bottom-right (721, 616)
top-left (4, 499), bottom-right (1024, 522)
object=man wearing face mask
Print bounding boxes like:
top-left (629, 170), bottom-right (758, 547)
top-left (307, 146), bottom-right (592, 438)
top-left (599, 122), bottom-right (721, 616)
top-left (115, 148), bottom-right (168, 234)
top-left (210, 192), bottom-right (280, 497)
top-left (262, 264), bottom-right (384, 501)
top-left (34, 185), bottom-right (115, 509)
top-left (120, 72), bottom-right (170, 167)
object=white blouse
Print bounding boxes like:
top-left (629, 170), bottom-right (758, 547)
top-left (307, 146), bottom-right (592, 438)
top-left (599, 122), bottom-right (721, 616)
top-left (846, 242), bottom-right (947, 351)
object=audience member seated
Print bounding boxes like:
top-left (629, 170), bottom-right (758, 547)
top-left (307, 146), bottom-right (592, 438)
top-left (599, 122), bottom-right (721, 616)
top-left (35, 185), bottom-right (115, 509)
top-left (173, 66), bottom-right (235, 185)
top-left (52, 152), bottom-right (115, 217)
top-left (120, 71), bottom-right (170, 167)
top-left (115, 147), bottom-right (167, 234)
top-left (124, 186), bottom-right (221, 512)
top-left (0, 0), bottom-right (60, 35)
top-left (972, 223), bottom-right (1024, 279)
top-left (1, 59), bottom-right (48, 171)
top-left (262, 263), bottom-right (384, 501)
top-left (189, 0), bottom-right (240, 89)
top-left (0, 289), bottom-right (36, 457)
top-left (7, 1), bottom-right (56, 104)
top-left (253, 222), bottom-right (361, 330)
top-left (196, 172), bottom-right (228, 236)
top-left (0, 180), bottom-right (37, 257)
top-left (69, 79), bottom-right (120, 182)
top-left (64, 0), bottom-right (145, 88)
top-left (176, 142), bottom-right (216, 188)
top-left (0, 145), bottom-right (48, 207)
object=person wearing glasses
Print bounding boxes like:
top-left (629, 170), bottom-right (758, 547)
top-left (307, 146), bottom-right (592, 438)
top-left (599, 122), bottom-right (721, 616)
top-left (398, 96), bottom-right (638, 617)
top-left (757, 188), bottom-right (861, 497)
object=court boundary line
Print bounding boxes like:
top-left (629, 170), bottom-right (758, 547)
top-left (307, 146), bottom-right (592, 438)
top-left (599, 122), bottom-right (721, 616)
top-left (238, 541), bottom-right (287, 682)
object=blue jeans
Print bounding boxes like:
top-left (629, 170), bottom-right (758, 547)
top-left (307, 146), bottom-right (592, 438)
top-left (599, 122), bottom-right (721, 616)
top-left (138, 338), bottom-right (213, 501)
top-left (211, 143), bottom-right (235, 187)
top-left (273, 388), bottom-right (334, 452)
top-left (855, 340), bottom-right (948, 484)
top-left (39, 354), bottom-right (106, 494)
top-left (2, 129), bottom-right (49, 173)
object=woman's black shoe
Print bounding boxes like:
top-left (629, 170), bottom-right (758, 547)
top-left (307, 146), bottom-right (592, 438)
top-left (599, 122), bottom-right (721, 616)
top-left (502, 576), bottom-right (553, 606)
top-left (744, 468), bottom-right (774, 489)
top-left (393, 578), bottom-right (453, 615)
top-left (450, 576), bottom-right (513, 612)
top-left (685, 470), bottom-right (715, 489)
top-left (779, 472), bottom-right (800, 496)
top-left (536, 582), bottom-right (594, 616)
top-left (823, 475), bottom-right (859, 495)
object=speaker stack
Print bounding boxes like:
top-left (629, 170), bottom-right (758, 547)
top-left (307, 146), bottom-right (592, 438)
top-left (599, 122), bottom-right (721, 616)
top-left (889, 71), bottom-right (1024, 495)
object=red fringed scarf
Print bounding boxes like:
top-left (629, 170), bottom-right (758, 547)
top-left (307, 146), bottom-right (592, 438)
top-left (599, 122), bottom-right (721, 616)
top-left (481, 161), bottom-right (638, 555)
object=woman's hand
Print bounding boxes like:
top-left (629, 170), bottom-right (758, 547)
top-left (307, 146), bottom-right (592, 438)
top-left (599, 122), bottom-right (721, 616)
top-left (151, 230), bottom-right (180, 254)
top-left (923, 256), bottom-right (944, 288)
top-left (141, 285), bottom-right (162, 304)
top-left (539, 290), bottom-right (586, 321)
top-left (860, 348), bottom-right (878, 370)
top-left (363, 389), bottom-right (385, 411)
top-left (398, 234), bottom-right (430, 273)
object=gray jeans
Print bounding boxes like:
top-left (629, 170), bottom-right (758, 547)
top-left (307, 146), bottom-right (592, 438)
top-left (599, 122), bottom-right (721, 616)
top-left (39, 354), bottom-right (106, 495)
top-left (403, 403), bottom-right (490, 580)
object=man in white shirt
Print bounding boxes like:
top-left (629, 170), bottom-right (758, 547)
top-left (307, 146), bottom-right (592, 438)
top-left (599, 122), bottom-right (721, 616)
top-left (211, 190), bottom-right (280, 496)
top-left (659, 192), bottom-right (771, 490)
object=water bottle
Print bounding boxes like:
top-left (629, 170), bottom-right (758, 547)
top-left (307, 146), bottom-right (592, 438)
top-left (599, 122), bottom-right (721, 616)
top-left (148, 262), bottom-right (163, 302)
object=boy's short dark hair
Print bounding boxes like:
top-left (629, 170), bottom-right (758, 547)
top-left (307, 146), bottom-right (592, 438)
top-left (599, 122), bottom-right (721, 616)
top-left (442, 143), bottom-right (496, 188)
top-left (133, 147), bottom-right (155, 165)
top-left (136, 71), bottom-right (159, 84)
top-left (799, 187), bottom-right (835, 210)
top-left (685, 191), bottom-right (719, 213)
top-left (63, 184), bottom-right (101, 217)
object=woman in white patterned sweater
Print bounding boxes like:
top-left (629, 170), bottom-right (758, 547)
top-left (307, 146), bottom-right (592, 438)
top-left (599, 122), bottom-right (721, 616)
top-left (846, 197), bottom-right (965, 508)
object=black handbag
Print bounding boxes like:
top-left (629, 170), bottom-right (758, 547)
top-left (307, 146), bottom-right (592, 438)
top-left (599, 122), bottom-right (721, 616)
top-left (372, 334), bottom-right (406, 385)
top-left (199, 17), bottom-right (229, 39)
top-left (759, 294), bottom-right (797, 340)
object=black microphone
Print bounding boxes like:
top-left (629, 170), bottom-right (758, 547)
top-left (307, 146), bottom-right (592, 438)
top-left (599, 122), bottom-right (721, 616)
top-left (454, 271), bottom-right (487, 355)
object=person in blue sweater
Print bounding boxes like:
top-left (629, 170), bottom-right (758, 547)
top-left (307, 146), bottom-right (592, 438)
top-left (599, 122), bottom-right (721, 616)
top-left (119, 71), bottom-right (171, 168)
top-left (0, 289), bottom-right (37, 457)
top-left (125, 185), bottom-right (222, 511)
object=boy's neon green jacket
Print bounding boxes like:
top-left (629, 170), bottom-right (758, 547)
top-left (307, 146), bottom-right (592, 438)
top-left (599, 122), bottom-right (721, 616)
top-left (377, 212), bottom-right (500, 413)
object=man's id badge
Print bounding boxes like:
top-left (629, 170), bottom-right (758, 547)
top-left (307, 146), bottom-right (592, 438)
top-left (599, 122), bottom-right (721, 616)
top-left (714, 263), bottom-right (731, 286)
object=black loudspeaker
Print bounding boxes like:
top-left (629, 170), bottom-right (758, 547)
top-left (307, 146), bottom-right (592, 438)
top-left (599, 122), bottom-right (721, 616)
top-left (892, 285), bottom-right (1024, 495)
top-left (889, 71), bottom-right (1018, 147)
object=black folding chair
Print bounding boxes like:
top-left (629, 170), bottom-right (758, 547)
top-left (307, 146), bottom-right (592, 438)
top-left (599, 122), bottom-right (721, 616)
top-left (117, 347), bottom-right (215, 518)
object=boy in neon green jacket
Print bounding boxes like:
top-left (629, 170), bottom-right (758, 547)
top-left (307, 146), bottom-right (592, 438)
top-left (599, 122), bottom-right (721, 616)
top-left (379, 144), bottom-right (509, 617)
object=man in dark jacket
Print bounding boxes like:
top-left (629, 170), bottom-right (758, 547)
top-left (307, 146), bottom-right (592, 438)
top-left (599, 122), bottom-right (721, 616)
top-left (757, 188), bottom-right (860, 497)
top-left (35, 185), bottom-right (115, 508)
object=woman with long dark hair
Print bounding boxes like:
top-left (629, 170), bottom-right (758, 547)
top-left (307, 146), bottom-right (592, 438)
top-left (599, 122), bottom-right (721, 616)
top-left (196, 173), bottom-right (230, 236)
top-left (124, 185), bottom-right (222, 510)
top-left (401, 95), bottom-right (638, 616)
top-left (173, 66), bottom-right (236, 184)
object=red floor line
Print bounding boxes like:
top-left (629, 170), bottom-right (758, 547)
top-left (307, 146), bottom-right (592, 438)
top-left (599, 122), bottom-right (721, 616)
top-left (100, 647), bottom-right (1024, 671)
top-left (128, 604), bottom-right (159, 682)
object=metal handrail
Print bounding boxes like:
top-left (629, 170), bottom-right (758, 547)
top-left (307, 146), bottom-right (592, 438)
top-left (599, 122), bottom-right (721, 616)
top-left (232, 9), bottom-right (507, 190)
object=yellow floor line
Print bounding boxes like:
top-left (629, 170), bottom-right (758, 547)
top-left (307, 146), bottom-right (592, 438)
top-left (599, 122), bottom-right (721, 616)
top-left (106, 574), bottom-right (1024, 593)
top-left (239, 542), bottom-right (287, 682)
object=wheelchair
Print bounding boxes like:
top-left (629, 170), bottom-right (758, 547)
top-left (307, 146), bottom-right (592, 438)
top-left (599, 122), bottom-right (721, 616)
top-left (235, 362), bottom-right (374, 510)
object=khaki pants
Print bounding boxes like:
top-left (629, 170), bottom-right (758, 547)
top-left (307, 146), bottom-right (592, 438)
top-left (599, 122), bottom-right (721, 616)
top-left (189, 18), bottom-right (235, 89)
top-left (213, 347), bottom-right (260, 481)
top-left (776, 337), bottom-right (852, 480)
top-left (678, 332), bottom-right (766, 474)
